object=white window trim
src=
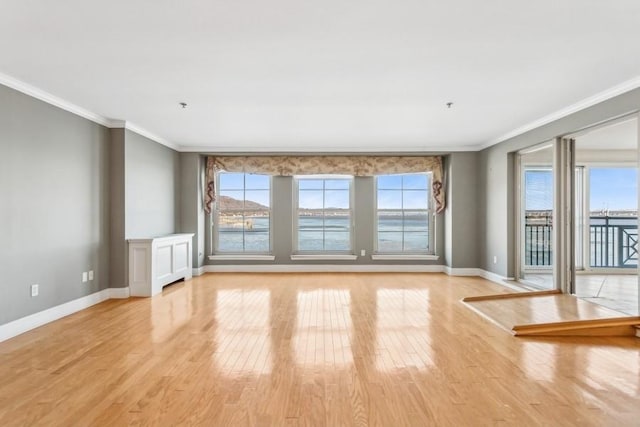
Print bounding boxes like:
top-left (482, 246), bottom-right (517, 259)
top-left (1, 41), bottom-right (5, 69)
top-left (371, 254), bottom-right (439, 261)
top-left (291, 254), bottom-right (358, 261)
top-left (520, 162), bottom-right (638, 273)
top-left (374, 172), bottom-right (435, 255)
top-left (579, 162), bottom-right (638, 272)
top-left (209, 254), bottom-right (275, 261)
top-left (293, 175), bottom-right (355, 254)
top-left (213, 173), bottom-right (273, 255)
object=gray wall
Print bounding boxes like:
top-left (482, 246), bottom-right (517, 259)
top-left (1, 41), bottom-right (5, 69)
top-left (445, 152), bottom-right (480, 269)
top-left (124, 129), bottom-right (180, 239)
top-left (109, 129), bottom-right (126, 288)
top-left (179, 153), bottom-right (205, 268)
top-left (109, 128), bottom-right (181, 289)
top-left (109, 129), bottom-right (180, 287)
top-left (0, 82), bottom-right (183, 326)
top-left (478, 87), bottom-right (640, 277)
top-left (8, 70), bottom-right (635, 327)
top-left (0, 84), bottom-right (111, 324)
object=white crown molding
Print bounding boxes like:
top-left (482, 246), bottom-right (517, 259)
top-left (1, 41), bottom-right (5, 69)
top-left (108, 119), bottom-right (127, 128)
top-left (0, 71), bottom-right (113, 127)
top-left (479, 75), bottom-right (640, 150)
top-left (4, 69), bottom-right (640, 154)
top-left (111, 121), bottom-right (182, 151)
top-left (179, 144), bottom-right (480, 153)
top-left (0, 73), bottom-right (181, 151)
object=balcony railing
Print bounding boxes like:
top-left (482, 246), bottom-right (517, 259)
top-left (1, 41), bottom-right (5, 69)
top-left (524, 213), bottom-right (553, 267)
top-left (524, 214), bottom-right (638, 268)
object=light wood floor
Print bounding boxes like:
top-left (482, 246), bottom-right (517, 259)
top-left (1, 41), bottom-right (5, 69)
top-left (1, 273), bottom-right (639, 426)
top-left (521, 272), bottom-right (639, 315)
top-left (463, 291), bottom-right (640, 336)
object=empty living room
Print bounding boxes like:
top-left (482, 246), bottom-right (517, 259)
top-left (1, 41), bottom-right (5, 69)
top-left (1, 1), bottom-right (640, 426)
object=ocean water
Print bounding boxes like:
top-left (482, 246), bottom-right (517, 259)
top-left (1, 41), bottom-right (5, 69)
top-left (217, 215), bottom-right (429, 252)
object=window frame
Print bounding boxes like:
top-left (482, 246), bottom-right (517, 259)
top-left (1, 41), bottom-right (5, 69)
top-left (582, 163), bottom-right (638, 271)
top-left (373, 172), bottom-right (434, 255)
top-left (293, 175), bottom-right (355, 254)
top-left (212, 172), bottom-right (273, 255)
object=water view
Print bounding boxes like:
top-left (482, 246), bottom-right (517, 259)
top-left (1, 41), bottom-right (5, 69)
top-left (217, 214), bottom-right (429, 252)
top-left (216, 173), bottom-right (432, 253)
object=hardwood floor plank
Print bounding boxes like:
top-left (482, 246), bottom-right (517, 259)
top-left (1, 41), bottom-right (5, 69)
top-left (0, 272), bottom-right (638, 426)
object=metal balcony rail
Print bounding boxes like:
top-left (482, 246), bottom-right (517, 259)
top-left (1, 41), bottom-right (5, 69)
top-left (524, 214), bottom-right (638, 268)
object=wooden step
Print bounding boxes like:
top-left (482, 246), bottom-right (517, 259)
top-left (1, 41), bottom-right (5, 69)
top-left (461, 289), bottom-right (560, 303)
top-left (463, 291), bottom-right (640, 337)
top-left (512, 317), bottom-right (640, 337)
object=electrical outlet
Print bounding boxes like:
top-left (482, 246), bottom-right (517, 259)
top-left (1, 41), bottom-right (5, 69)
top-left (88, 270), bottom-right (94, 281)
top-left (82, 272), bottom-right (88, 282)
top-left (360, 249), bottom-right (366, 256)
top-left (493, 256), bottom-right (498, 264)
top-left (31, 284), bottom-right (39, 297)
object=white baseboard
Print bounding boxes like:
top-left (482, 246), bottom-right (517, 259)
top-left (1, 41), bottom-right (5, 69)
top-left (109, 287), bottom-right (130, 299)
top-left (477, 269), bottom-right (523, 291)
top-left (203, 264), bottom-right (446, 273)
top-left (444, 267), bottom-right (483, 276)
top-left (444, 267), bottom-right (525, 291)
top-left (202, 264), bottom-right (520, 288)
top-left (0, 266), bottom-right (522, 344)
top-left (478, 269), bottom-right (514, 284)
top-left (0, 287), bottom-right (130, 343)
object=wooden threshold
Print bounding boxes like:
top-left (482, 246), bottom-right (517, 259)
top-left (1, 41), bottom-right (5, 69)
top-left (463, 291), bottom-right (640, 337)
top-left (461, 289), bottom-right (560, 303)
top-left (512, 316), bottom-right (640, 337)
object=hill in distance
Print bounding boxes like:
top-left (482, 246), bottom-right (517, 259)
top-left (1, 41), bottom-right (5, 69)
top-left (218, 196), bottom-right (347, 213)
top-left (218, 196), bottom-right (267, 210)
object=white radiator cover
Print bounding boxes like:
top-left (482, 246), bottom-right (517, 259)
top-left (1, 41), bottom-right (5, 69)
top-left (128, 234), bottom-right (194, 297)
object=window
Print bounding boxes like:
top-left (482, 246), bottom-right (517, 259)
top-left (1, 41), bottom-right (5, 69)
top-left (376, 173), bottom-right (432, 253)
top-left (296, 176), bottom-right (352, 252)
top-left (214, 172), bottom-right (271, 253)
top-left (588, 167), bottom-right (638, 268)
top-left (523, 168), bottom-right (553, 267)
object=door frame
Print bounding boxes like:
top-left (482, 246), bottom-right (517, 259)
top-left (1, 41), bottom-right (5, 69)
top-left (515, 141), bottom-right (556, 289)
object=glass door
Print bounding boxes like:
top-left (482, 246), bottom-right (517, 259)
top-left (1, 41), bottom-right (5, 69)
top-left (571, 116), bottom-right (639, 315)
top-left (518, 143), bottom-right (555, 289)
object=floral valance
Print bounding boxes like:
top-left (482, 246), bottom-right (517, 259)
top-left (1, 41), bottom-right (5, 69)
top-left (204, 155), bottom-right (445, 214)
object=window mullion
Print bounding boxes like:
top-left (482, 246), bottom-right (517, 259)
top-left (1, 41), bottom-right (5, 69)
top-left (242, 174), bottom-right (246, 252)
top-left (401, 182), bottom-right (406, 252)
top-left (322, 179), bottom-right (326, 251)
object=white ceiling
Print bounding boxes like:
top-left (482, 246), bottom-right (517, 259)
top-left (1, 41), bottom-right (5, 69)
top-left (1, 1), bottom-right (640, 152)
top-left (576, 118), bottom-right (638, 150)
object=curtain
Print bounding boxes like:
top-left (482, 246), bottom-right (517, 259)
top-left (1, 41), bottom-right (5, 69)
top-left (204, 155), bottom-right (445, 214)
